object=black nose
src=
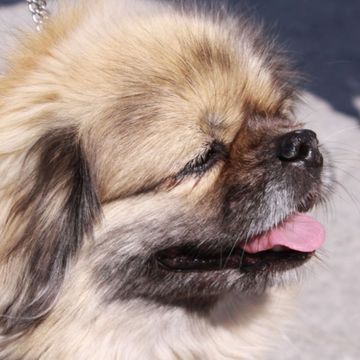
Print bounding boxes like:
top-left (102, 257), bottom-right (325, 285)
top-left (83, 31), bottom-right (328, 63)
top-left (277, 129), bottom-right (323, 167)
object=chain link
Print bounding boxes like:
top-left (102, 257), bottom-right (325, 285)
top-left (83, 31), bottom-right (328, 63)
top-left (26, 0), bottom-right (49, 32)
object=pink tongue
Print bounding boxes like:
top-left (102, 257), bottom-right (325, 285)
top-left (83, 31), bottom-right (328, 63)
top-left (243, 214), bottom-right (325, 254)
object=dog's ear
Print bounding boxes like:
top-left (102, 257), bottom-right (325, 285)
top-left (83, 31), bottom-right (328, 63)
top-left (2, 127), bottom-right (101, 334)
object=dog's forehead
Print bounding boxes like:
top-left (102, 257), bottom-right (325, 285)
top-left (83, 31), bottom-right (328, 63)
top-left (116, 18), bottom-right (296, 132)
top-left (144, 28), bottom-right (295, 139)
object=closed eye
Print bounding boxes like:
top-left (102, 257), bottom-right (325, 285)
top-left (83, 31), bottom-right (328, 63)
top-left (178, 141), bottom-right (227, 178)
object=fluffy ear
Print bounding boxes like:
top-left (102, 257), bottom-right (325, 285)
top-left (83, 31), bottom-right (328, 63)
top-left (1, 127), bottom-right (101, 335)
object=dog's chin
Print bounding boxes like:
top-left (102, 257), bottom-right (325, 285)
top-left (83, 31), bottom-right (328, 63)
top-left (154, 209), bottom-right (318, 274)
top-left (152, 247), bottom-right (313, 308)
top-left (146, 206), bottom-right (322, 308)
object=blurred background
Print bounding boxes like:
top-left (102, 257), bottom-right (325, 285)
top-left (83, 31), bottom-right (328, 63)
top-left (0, 0), bottom-right (359, 359)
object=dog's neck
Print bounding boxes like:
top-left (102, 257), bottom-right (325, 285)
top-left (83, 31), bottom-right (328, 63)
top-left (3, 256), bottom-right (292, 359)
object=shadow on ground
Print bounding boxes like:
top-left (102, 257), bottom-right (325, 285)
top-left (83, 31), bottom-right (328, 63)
top-left (1, 0), bottom-right (360, 120)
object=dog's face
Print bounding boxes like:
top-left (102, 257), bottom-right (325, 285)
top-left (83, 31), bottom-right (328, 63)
top-left (78, 20), bottom-right (331, 307)
top-left (0, 7), bottom-right (333, 336)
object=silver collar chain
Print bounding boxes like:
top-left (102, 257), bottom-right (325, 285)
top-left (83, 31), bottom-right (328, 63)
top-left (26, 0), bottom-right (50, 32)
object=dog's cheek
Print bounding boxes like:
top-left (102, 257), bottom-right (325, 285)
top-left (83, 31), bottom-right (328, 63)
top-left (88, 189), bottom-right (223, 297)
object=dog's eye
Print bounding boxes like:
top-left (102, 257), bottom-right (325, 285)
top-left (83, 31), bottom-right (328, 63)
top-left (180, 141), bottom-right (227, 176)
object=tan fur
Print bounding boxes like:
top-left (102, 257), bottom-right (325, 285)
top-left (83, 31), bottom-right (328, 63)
top-left (0, 1), bottom-right (303, 359)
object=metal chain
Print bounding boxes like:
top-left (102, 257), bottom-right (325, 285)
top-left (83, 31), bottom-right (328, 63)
top-left (26, 0), bottom-right (50, 32)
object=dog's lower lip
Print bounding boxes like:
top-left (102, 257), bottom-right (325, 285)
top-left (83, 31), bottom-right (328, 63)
top-left (155, 247), bottom-right (314, 272)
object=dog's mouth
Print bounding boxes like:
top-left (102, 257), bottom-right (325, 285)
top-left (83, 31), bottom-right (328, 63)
top-left (156, 247), bottom-right (313, 272)
top-left (155, 213), bottom-right (324, 273)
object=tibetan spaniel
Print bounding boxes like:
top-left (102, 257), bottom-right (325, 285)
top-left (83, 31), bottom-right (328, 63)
top-left (0, 0), bottom-right (333, 359)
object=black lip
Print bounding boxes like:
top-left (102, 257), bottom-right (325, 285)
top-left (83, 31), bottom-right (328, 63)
top-left (155, 246), bottom-right (314, 273)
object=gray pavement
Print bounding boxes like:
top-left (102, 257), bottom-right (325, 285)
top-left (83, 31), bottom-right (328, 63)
top-left (0, 1), bottom-right (359, 359)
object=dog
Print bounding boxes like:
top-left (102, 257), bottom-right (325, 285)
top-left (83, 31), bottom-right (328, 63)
top-left (0, 0), bottom-right (334, 358)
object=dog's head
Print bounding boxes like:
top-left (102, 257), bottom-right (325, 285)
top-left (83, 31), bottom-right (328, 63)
top-left (0, 4), bottom-right (333, 335)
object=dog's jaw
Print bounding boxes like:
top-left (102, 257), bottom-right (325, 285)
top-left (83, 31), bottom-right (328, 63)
top-left (5, 259), bottom-right (293, 360)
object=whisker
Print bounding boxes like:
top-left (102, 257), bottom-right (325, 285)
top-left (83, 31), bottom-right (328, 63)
top-left (219, 242), bottom-right (223, 269)
top-left (330, 158), bottom-right (360, 165)
top-left (332, 178), bottom-right (360, 213)
top-left (334, 167), bottom-right (360, 185)
top-left (312, 252), bottom-right (330, 271)
top-left (321, 126), bottom-right (360, 141)
top-left (222, 232), bottom-right (242, 270)
top-left (322, 144), bottom-right (360, 156)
